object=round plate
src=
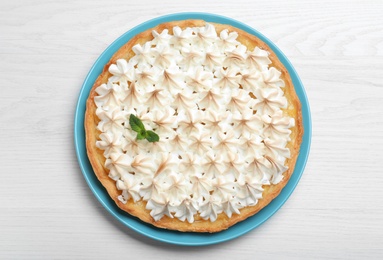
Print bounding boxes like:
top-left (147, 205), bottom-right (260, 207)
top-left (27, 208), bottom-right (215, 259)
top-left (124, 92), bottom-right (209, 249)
top-left (74, 12), bottom-right (311, 246)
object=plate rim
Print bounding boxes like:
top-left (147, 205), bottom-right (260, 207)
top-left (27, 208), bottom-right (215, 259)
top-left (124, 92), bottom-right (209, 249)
top-left (74, 12), bottom-right (312, 246)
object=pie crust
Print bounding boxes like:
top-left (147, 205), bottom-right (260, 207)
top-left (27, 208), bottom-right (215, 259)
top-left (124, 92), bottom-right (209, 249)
top-left (85, 20), bottom-right (303, 232)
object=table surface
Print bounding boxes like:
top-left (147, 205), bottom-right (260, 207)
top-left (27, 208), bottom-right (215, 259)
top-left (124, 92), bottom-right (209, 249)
top-left (1, 0), bottom-right (383, 259)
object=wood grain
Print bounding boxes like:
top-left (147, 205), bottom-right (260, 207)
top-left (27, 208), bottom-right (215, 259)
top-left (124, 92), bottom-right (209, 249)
top-left (1, 0), bottom-right (382, 259)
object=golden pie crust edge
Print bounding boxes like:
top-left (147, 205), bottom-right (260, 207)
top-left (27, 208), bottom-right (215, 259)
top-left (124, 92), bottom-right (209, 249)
top-left (84, 20), bottom-right (304, 233)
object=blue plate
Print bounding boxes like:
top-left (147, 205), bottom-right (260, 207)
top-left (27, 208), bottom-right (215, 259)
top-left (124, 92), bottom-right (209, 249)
top-left (74, 12), bottom-right (311, 246)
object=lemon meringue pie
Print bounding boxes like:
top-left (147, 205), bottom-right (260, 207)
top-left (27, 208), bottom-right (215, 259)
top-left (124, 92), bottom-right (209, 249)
top-left (85, 20), bottom-right (303, 232)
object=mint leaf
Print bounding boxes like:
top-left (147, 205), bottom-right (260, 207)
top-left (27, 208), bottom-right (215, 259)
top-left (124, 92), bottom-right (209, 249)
top-left (146, 130), bottom-right (159, 142)
top-left (129, 114), bottom-right (145, 133)
top-left (128, 114), bottom-right (160, 142)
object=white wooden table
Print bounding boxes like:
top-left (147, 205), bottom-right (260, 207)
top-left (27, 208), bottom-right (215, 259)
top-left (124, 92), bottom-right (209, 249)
top-left (1, 0), bottom-right (383, 259)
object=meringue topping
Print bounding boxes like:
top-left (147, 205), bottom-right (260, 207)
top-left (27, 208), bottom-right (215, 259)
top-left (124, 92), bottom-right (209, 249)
top-left (193, 23), bottom-right (217, 48)
top-left (217, 29), bottom-right (239, 52)
top-left (94, 23), bottom-right (294, 223)
top-left (246, 46), bottom-right (272, 70)
top-left (171, 26), bottom-right (193, 48)
top-left (95, 82), bottom-right (123, 108)
top-left (108, 59), bottom-right (135, 86)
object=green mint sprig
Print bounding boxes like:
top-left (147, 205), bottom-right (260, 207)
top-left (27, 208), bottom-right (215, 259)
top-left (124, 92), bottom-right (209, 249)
top-left (129, 114), bottom-right (159, 142)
